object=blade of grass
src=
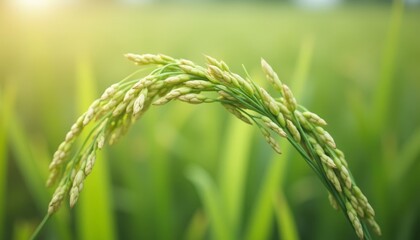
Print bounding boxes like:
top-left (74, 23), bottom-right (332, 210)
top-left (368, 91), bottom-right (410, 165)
top-left (396, 194), bottom-right (420, 240)
top-left (273, 192), bottom-right (299, 240)
top-left (148, 117), bottom-right (174, 240)
top-left (219, 118), bottom-right (254, 235)
top-left (168, 105), bottom-right (221, 239)
top-left (373, 0), bottom-right (404, 133)
top-left (347, 90), bottom-right (370, 140)
top-left (13, 221), bottom-right (33, 240)
top-left (0, 83), bottom-right (16, 238)
top-left (186, 165), bottom-right (232, 240)
top-left (245, 147), bottom-right (292, 240)
top-left (246, 37), bottom-right (313, 240)
top-left (291, 36), bottom-right (315, 98)
top-left (109, 146), bottom-right (150, 240)
top-left (9, 111), bottom-right (71, 240)
top-left (31, 138), bottom-right (72, 240)
top-left (392, 127), bottom-right (420, 185)
top-left (111, 98), bottom-right (197, 239)
top-left (371, 0), bottom-right (404, 235)
top-left (9, 117), bottom-right (52, 213)
top-left (77, 151), bottom-right (115, 240)
top-left (146, 104), bottom-right (200, 239)
top-left (75, 55), bottom-right (116, 240)
top-left (184, 210), bottom-right (208, 240)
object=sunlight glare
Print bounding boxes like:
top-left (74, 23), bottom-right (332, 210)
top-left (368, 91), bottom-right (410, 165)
top-left (14, 0), bottom-right (53, 11)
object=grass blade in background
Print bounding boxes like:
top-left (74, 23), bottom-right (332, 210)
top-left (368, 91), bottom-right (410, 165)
top-left (393, 127), bottom-right (420, 184)
top-left (373, 0), bottom-right (404, 133)
top-left (148, 118), bottom-right (174, 240)
top-left (13, 222), bottom-right (34, 240)
top-left (148, 102), bottom-right (200, 239)
top-left (187, 166), bottom-right (233, 240)
top-left (371, 0), bottom-right (404, 237)
top-left (77, 151), bottom-right (115, 240)
top-left (219, 118), bottom-right (254, 235)
top-left (273, 192), bottom-right (299, 240)
top-left (0, 84), bottom-right (16, 238)
top-left (184, 210), bottom-right (208, 240)
top-left (396, 196), bottom-right (420, 240)
top-left (291, 37), bottom-right (315, 98)
top-left (245, 146), bottom-right (293, 240)
top-left (8, 117), bottom-right (48, 210)
top-left (9, 111), bottom-right (72, 240)
top-left (393, 128), bottom-right (420, 240)
top-left (74, 55), bottom-right (116, 240)
top-left (246, 38), bottom-right (314, 240)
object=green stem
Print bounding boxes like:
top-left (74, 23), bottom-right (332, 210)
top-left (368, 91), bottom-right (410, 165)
top-left (30, 213), bottom-right (51, 240)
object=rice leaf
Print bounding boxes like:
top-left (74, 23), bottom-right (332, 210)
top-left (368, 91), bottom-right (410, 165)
top-left (219, 118), bottom-right (254, 234)
top-left (186, 166), bottom-right (232, 240)
top-left (75, 55), bottom-right (116, 240)
top-left (0, 84), bottom-right (16, 238)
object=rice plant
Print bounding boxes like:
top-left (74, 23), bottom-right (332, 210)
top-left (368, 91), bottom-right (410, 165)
top-left (33, 54), bottom-right (381, 239)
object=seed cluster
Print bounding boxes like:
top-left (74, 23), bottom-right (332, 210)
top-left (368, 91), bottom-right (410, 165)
top-left (46, 54), bottom-right (380, 239)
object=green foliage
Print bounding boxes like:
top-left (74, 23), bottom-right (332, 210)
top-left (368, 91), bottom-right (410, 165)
top-left (0, 85), bottom-right (16, 239)
top-left (38, 50), bottom-right (380, 239)
top-left (74, 56), bottom-right (116, 240)
top-left (1, 2), bottom-right (419, 240)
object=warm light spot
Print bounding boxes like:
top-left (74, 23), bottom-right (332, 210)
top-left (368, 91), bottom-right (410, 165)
top-left (13, 0), bottom-right (53, 11)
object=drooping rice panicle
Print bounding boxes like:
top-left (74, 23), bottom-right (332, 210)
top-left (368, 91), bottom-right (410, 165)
top-left (44, 54), bottom-right (380, 239)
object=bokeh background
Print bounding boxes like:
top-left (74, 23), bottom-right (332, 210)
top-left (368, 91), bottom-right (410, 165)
top-left (1, 0), bottom-right (419, 239)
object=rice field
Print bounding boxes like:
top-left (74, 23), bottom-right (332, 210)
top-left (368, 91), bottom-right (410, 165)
top-left (1, 2), bottom-right (420, 240)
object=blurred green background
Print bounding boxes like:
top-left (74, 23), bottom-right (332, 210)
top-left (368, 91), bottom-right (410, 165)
top-left (1, 0), bottom-right (419, 239)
